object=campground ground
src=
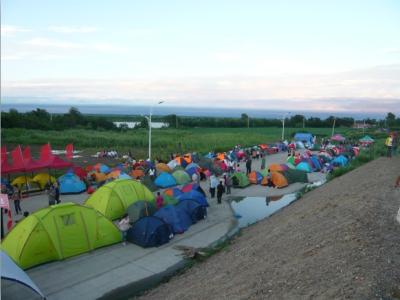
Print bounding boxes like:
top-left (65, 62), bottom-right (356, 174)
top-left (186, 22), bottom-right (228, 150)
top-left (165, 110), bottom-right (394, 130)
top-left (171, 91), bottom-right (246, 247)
top-left (138, 156), bottom-right (400, 300)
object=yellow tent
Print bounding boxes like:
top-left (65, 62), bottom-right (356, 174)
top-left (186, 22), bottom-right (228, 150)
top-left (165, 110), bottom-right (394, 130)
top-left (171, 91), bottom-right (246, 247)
top-left (32, 173), bottom-right (56, 189)
top-left (11, 176), bottom-right (39, 190)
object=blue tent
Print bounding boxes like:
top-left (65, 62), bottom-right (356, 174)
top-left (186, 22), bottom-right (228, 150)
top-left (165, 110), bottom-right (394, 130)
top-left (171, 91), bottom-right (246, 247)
top-left (176, 199), bottom-right (207, 223)
top-left (185, 162), bottom-right (199, 170)
top-left (99, 164), bottom-right (111, 174)
top-left (294, 133), bottom-right (314, 145)
top-left (118, 173), bottom-right (132, 179)
top-left (255, 171), bottom-right (264, 184)
top-left (127, 216), bottom-right (173, 248)
top-left (171, 187), bottom-right (184, 198)
top-left (1, 250), bottom-right (45, 299)
top-left (154, 205), bottom-right (191, 234)
top-left (177, 190), bottom-right (209, 207)
top-left (58, 173), bottom-right (86, 194)
top-left (296, 161), bottom-right (312, 173)
top-left (185, 167), bottom-right (198, 177)
top-left (332, 155), bottom-right (348, 167)
top-left (310, 156), bottom-right (322, 171)
top-left (154, 172), bottom-right (177, 188)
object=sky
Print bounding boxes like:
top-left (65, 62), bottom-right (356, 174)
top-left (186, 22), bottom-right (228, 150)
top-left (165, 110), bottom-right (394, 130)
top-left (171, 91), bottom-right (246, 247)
top-left (1, 0), bottom-right (400, 115)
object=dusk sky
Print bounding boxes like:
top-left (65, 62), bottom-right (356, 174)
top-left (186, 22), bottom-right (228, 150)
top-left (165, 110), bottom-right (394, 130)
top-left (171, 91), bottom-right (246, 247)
top-left (2, 0), bottom-right (400, 114)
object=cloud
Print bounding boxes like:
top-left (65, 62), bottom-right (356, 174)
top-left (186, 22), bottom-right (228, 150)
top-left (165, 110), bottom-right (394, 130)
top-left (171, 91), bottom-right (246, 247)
top-left (382, 47), bottom-right (400, 54)
top-left (1, 25), bottom-right (31, 36)
top-left (2, 64), bottom-right (400, 114)
top-left (47, 26), bottom-right (98, 33)
top-left (23, 37), bottom-right (83, 49)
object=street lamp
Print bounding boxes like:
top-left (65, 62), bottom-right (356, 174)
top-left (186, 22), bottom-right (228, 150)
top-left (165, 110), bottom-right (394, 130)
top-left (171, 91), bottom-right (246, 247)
top-left (281, 112), bottom-right (290, 141)
top-left (145, 101), bottom-right (164, 161)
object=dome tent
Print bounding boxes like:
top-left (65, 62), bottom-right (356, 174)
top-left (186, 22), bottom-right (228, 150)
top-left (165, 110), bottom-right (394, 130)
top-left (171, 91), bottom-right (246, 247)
top-left (176, 199), bottom-right (207, 223)
top-left (154, 172), bottom-right (177, 188)
top-left (172, 170), bottom-right (191, 185)
top-left (127, 200), bottom-right (156, 224)
top-left (127, 216), bottom-right (173, 248)
top-left (154, 205), bottom-right (192, 234)
top-left (230, 172), bottom-right (250, 188)
top-left (32, 173), bottom-right (56, 189)
top-left (58, 173), bottom-right (86, 194)
top-left (85, 179), bottom-right (155, 220)
top-left (1, 203), bottom-right (121, 269)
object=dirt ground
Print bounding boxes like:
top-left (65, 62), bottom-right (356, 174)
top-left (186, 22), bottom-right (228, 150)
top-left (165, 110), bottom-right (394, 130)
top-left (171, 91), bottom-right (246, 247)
top-left (138, 156), bottom-right (400, 300)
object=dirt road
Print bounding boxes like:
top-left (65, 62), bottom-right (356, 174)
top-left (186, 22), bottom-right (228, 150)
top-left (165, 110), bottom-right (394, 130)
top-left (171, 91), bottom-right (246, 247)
top-left (139, 156), bottom-right (400, 300)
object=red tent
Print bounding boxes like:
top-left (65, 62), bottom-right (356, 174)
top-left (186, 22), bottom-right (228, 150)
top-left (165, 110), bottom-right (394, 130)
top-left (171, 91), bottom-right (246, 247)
top-left (38, 144), bottom-right (72, 169)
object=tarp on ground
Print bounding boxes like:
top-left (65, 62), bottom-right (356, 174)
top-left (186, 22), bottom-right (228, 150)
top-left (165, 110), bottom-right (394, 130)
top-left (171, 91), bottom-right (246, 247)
top-left (58, 173), bottom-right (86, 194)
top-left (127, 200), bottom-right (156, 224)
top-left (281, 169), bottom-right (308, 184)
top-left (85, 179), bottom-right (155, 220)
top-left (1, 250), bottom-right (45, 299)
top-left (127, 216), bottom-right (172, 248)
top-left (154, 205), bottom-right (191, 234)
top-left (1, 203), bottom-right (121, 269)
top-left (155, 172), bottom-right (177, 188)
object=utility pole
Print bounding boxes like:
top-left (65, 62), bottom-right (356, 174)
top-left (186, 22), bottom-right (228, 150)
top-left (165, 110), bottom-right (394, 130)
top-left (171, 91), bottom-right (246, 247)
top-left (303, 116), bottom-right (305, 129)
top-left (247, 116), bottom-right (250, 128)
top-left (331, 118), bottom-right (336, 137)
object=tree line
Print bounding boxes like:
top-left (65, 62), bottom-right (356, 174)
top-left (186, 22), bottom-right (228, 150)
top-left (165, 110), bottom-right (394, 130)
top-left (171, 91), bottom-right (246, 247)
top-left (2, 107), bottom-right (399, 131)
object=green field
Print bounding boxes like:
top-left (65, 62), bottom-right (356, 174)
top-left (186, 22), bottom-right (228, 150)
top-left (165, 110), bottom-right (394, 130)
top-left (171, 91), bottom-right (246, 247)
top-left (2, 127), bottom-right (380, 160)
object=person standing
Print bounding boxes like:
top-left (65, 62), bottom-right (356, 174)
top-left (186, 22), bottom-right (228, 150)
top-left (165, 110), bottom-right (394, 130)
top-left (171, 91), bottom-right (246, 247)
top-left (209, 174), bottom-right (218, 198)
top-left (192, 172), bottom-right (199, 184)
top-left (156, 192), bottom-right (164, 209)
top-left (54, 182), bottom-right (61, 204)
top-left (48, 185), bottom-right (56, 206)
top-left (13, 189), bottom-right (22, 215)
top-left (261, 156), bottom-right (266, 170)
top-left (224, 174), bottom-right (232, 195)
top-left (385, 134), bottom-right (393, 158)
top-left (118, 213), bottom-right (131, 246)
top-left (246, 157), bottom-right (252, 175)
top-left (216, 181), bottom-right (225, 204)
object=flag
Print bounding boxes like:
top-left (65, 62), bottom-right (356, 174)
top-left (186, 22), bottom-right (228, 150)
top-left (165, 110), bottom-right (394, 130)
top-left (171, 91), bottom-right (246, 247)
top-left (65, 144), bottom-right (74, 160)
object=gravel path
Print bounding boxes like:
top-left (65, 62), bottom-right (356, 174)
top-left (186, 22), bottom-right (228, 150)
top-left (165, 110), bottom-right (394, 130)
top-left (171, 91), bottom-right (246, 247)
top-left (138, 156), bottom-right (400, 300)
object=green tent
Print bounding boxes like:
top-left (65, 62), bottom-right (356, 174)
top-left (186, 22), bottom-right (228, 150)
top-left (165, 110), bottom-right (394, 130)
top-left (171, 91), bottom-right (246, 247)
top-left (281, 169), bottom-right (308, 184)
top-left (287, 156), bottom-right (295, 165)
top-left (85, 179), bottom-right (155, 220)
top-left (173, 165), bottom-right (185, 172)
top-left (142, 176), bottom-right (158, 192)
top-left (1, 203), bottom-right (121, 270)
top-left (231, 172), bottom-right (250, 188)
top-left (172, 170), bottom-right (191, 185)
top-left (127, 200), bottom-right (156, 224)
top-left (163, 194), bottom-right (179, 206)
top-left (259, 169), bottom-right (269, 177)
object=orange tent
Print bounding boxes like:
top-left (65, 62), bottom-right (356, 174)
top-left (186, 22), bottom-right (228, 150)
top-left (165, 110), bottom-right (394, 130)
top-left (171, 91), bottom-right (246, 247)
top-left (131, 169), bottom-right (145, 179)
top-left (271, 172), bottom-right (288, 188)
top-left (217, 153), bottom-right (225, 161)
top-left (93, 172), bottom-right (107, 183)
top-left (269, 163), bottom-right (284, 172)
top-left (106, 170), bottom-right (121, 180)
top-left (156, 163), bottom-right (171, 173)
top-left (248, 171), bottom-right (258, 184)
top-left (261, 176), bottom-right (268, 186)
top-left (164, 188), bottom-right (174, 196)
top-left (259, 144), bottom-right (268, 150)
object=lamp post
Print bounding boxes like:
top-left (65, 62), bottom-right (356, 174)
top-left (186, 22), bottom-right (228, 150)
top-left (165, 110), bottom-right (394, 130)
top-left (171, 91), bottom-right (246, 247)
top-left (331, 117), bottom-right (336, 137)
top-left (281, 112), bottom-right (290, 141)
top-left (145, 101), bottom-right (164, 161)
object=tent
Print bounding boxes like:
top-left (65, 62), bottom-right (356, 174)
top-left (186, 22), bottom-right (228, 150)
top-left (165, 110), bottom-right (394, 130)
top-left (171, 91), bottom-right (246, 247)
top-left (177, 190), bottom-right (209, 207)
top-left (58, 173), bottom-right (86, 194)
top-left (269, 163), bottom-right (285, 172)
top-left (185, 167), bottom-right (198, 177)
top-left (154, 205), bottom-right (191, 234)
top-left (331, 134), bottom-right (346, 142)
top-left (231, 172), bottom-right (250, 188)
top-left (162, 194), bottom-right (179, 206)
top-left (127, 216), bottom-right (173, 248)
top-left (271, 172), bottom-right (289, 188)
top-left (164, 187), bottom-right (184, 198)
top-left (309, 156), bottom-right (322, 171)
top-left (155, 172), bottom-right (177, 188)
top-left (1, 250), bottom-right (45, 299)
top-left (166, 160), bottom-right (178, 170)
top-left (131, 169), bottom-right (145, 179)
top-left (296, 162), bottom-right (312, 173)
top-left (70, 166), bottom-right (87, 180)
top-left (176, 199), bottom-right (207, 223)
top-left (11, 176), bottom-right (40, 190)
top-left (1, 203), bottom-right (121, 269)
top-left (93, 172), bottom-right (107, 183)
top-left (359, 135), bottom-right (374, 145)
top-left (106, 170), bottom-right (131, 180)
top-left (248, 171), bottom-right (263, 184)
top-left (141, 176), bottom-right (158, 192)
top-left (127, 200), bottom-right (156, 224)
top-left (185, 162), bottom-right (199, 170)
top-left (172, 170), bottom-right (191, 185)
top-left (85, 179), bottom-right (155, 220)
top-left (32, 173), bottom-right (56, 189)
top-left (294, 133), bottom-right (314, 146)
top-left (94, 164), bottom-right (111, 174)
top-left (332, 155), bottom-right (348, 167)
top-left (281, 169), bottom-right (308, 184)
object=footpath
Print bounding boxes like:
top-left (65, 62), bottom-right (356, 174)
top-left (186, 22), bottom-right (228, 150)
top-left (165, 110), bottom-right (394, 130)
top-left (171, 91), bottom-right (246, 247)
top-left (2, 152), bottom-right (325, 300)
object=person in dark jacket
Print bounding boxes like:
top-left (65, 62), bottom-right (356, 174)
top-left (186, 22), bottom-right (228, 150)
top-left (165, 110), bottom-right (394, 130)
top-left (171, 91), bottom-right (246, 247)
top-left (216, 181), bottom-right (225, 204)
top-left (245, 158), bottom-right (252, 175)
top-left (54, 182), bottom-right (61, 204)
